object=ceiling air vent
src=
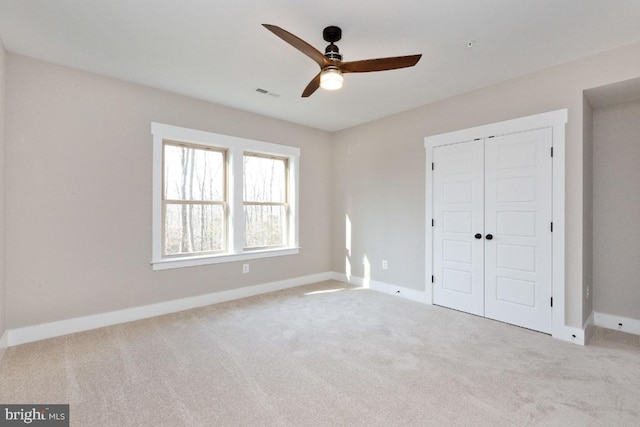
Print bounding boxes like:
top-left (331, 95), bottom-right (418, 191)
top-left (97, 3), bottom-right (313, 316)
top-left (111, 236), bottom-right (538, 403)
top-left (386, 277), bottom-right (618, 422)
top-left (255, 88), bottom-right (280, 98)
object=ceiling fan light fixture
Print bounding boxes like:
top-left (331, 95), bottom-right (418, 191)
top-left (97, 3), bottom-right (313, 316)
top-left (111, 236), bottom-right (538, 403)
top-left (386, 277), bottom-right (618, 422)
top-left (320, 66), bottom-right (343, 91)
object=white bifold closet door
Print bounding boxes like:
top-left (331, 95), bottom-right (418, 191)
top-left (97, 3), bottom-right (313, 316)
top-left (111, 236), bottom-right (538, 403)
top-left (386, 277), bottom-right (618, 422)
top-left (432, 141), bottom-right (485, 316)
top-left (433, 128), bottom-right (553, 333)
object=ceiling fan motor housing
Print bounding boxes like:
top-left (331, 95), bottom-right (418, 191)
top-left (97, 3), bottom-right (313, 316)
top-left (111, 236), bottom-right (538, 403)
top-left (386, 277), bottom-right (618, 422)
top-left (324, 44), bottom-right (342, 61)
top-left (323, 26), bottom-right (342, 43)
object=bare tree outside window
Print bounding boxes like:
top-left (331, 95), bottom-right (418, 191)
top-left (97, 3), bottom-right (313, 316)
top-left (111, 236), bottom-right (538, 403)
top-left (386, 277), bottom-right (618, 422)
top-left (163, 142), bottom-right (226, 256)
top-left (243, 154), bottom-right (288, 248)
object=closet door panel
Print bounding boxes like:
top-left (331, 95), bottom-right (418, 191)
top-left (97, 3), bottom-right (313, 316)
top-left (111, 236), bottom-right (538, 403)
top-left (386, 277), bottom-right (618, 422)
top-left (484, 128), bottom-right (553, 333)
top-left (433, 141), bottom-right (485, 316)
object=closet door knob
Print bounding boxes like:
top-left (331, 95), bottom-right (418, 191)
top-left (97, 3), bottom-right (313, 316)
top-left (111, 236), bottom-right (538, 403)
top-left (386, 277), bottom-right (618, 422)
top-left (486, 234), bottom-right (494, 240)
top-left (474, 233), bottom-right (482, 239)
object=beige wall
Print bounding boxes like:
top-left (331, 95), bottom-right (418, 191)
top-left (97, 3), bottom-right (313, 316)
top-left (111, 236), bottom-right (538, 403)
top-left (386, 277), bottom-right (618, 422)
top-left (592, 100), bottom-right (640, 320)
top-left (5, 54), bottom-right (333, 329)
top-left (4, 42), bottom-right (640, 332)
top-left (331, 42), bottom-right (640, 328)
top-left (0, 40), bottom-right (6, 339)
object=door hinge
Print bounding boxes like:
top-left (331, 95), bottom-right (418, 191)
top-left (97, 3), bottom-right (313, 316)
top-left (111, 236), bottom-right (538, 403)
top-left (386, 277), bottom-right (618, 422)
top-left (432, 219), bottom-right (435, 227)
top-left (551, 147), bottom-right (554, 157)
top-left (432, 162), bottom-right (434, 171)
top-left (551, 297), bottom-right (553, 307)
top-left (431, 275), bottom-right (434, 283)
top-left (550, 222), bottom-right (553, 232)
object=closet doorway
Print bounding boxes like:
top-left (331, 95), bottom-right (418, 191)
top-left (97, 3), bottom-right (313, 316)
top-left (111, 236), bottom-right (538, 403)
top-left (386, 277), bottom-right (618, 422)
top-left (425, 110), bottom-right (567, 335)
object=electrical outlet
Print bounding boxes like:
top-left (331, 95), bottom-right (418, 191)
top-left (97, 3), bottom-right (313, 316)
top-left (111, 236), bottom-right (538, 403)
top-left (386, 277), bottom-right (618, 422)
top-left (382, 260), bottom-right (388, 270)
top-left (242, 263), bottom-right (249, 274)
top-left (586, 287), bottom-right (590, 298)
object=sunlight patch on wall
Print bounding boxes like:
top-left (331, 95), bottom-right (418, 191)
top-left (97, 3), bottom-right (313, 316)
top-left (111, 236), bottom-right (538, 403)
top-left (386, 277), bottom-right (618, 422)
top-left (346, 214), bottom-right (352, 255)
top-left (363, 255), bottom-right (371, 288)
top-left (345, 214), bottom-right (352, 281)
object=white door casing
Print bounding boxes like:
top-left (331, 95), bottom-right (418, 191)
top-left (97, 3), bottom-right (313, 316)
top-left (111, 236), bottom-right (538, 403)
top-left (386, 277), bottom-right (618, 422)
top-left (425, 109), bottom-right (573, 342)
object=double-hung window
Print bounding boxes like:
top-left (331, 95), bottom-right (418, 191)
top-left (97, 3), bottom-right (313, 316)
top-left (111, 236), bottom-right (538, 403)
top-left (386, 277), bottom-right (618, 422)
top-left (151, 123), bottom-right (300, 270)
top-left (163, 142), bottom-right (226, 256)
top-left (243, 153), bottom-right (289, 249)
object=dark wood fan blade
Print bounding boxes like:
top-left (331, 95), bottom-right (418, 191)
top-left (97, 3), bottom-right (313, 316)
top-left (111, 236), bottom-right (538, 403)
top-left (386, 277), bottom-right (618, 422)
top-left (340, 54), bottom-right (422, 73)
top-left (263, 24), bottom-right (330, 69)
top-left (301, 73), bottom-right (321, 97)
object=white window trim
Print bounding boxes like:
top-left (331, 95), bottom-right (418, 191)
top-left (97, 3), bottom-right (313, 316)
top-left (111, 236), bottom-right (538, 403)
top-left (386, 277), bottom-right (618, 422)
top-left (151, 122), bottom-right (300, 270)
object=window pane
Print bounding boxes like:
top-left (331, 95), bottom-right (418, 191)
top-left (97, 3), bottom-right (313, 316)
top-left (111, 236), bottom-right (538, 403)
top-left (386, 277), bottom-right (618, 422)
top-left (164, 204), bottom-right (224, 255)
top-left (164, 144), bottom-right (225, 201)
top-left (244, 205), bottom-right (286, 248)
top-left (243, 155), bottom-right (287, 202)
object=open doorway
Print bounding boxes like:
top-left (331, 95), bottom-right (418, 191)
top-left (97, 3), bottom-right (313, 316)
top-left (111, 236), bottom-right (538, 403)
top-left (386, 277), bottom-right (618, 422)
top-left (585, 77), bottom-right (640, 336)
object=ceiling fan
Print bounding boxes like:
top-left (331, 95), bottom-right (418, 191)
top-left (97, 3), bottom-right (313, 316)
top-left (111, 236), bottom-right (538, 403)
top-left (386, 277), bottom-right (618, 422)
top-left (263, 24), bottom-right (422, 97)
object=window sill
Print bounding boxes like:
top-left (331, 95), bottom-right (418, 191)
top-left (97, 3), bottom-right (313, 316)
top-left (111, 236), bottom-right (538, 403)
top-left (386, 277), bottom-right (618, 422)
top-left (151, 247), bottom-right (300, 271)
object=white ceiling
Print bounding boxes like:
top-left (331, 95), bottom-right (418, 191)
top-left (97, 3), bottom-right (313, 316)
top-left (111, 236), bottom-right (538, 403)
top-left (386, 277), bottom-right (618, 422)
top-left (1, 0), bottom-right (640, 131)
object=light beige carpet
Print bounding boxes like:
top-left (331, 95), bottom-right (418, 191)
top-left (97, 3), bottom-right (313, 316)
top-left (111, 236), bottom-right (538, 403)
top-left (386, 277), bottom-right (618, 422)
top-left (1, 280), bottom-right (639, 426)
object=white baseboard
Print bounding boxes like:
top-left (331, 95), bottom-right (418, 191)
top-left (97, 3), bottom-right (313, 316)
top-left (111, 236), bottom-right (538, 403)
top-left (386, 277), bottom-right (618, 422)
top-left (332, 272), bottom-right (429, 304)
top-left (8, 271), bottom-right (334, 346)
top-left (594, 311), bottom-right (640, 336)
top-left (7, 271), bottom-right (596, 348)
top-left (552, 325), bottom-right (585, 346)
